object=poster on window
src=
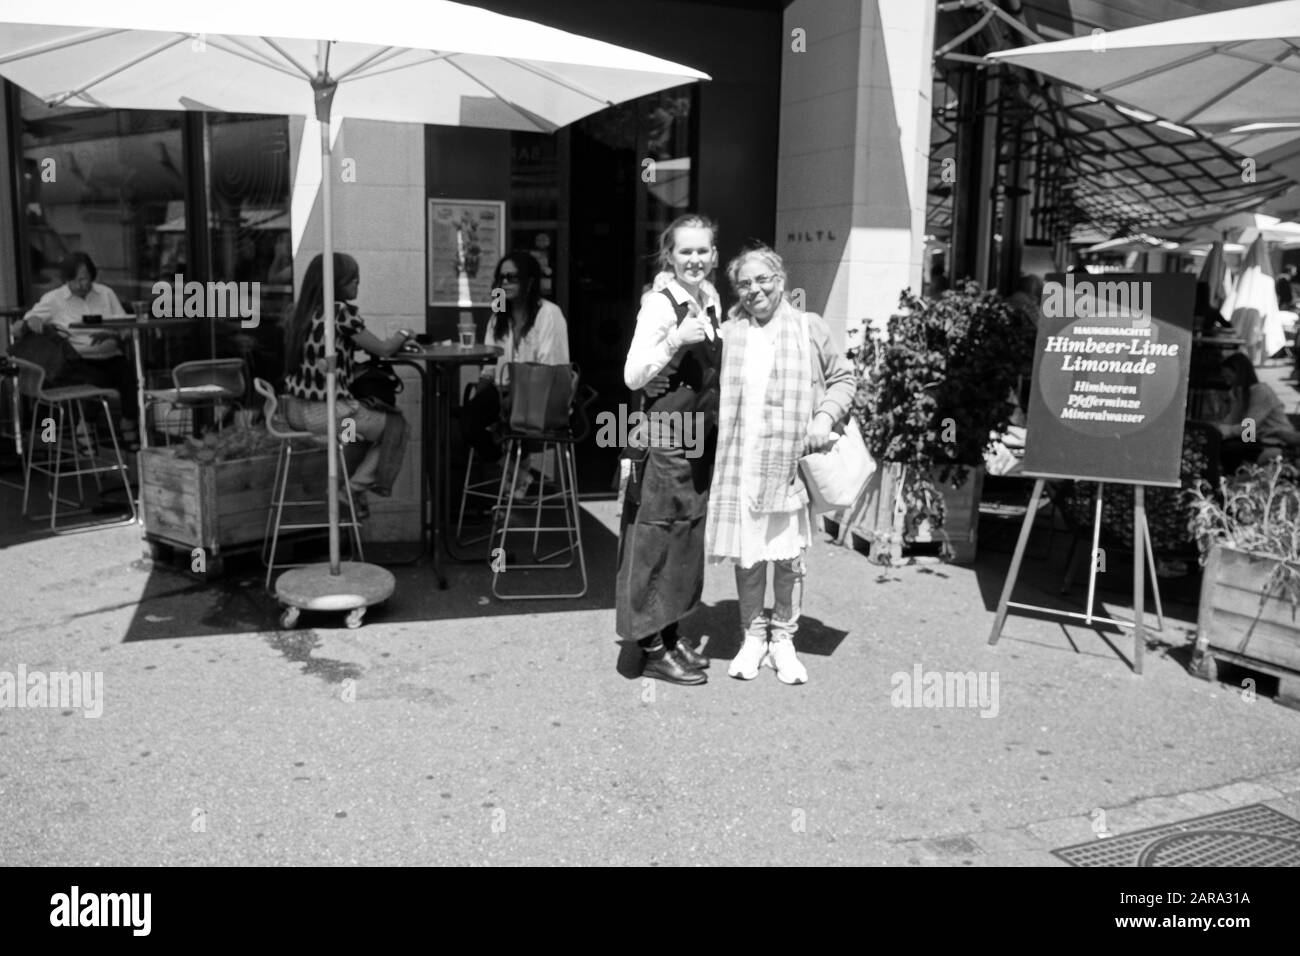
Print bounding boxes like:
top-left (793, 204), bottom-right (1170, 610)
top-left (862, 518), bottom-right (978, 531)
top-left (427, 199), bottom-right (505, 307)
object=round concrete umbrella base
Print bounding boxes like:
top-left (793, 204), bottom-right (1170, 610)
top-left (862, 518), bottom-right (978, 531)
top-left (275, 562), bottom-right (396, 630)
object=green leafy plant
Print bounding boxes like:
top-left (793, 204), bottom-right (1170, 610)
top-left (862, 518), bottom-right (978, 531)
top-left (1187, 460), bottom-right (1300, 608)
top-left (851, 282), bottom-right (1035, 532)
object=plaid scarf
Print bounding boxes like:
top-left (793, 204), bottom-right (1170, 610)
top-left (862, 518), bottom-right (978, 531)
top-left (706, 298), bottom-right (812, 561)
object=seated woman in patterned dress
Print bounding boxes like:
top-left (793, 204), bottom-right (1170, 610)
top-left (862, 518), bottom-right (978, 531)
top-left (281, 253), bottom-right (412, 508)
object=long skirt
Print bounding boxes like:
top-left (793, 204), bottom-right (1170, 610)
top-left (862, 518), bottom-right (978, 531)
top-left (614, 444), bottom-right (712, 640)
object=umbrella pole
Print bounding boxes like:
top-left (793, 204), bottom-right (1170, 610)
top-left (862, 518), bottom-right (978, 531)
top-left (314, 68), bottom-right (341, 575)
top-left (271, 63), bottom-right (395, 629)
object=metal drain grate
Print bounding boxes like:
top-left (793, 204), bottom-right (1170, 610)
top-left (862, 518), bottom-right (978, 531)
top-left (1053, 803), bottom-right (1300, 867)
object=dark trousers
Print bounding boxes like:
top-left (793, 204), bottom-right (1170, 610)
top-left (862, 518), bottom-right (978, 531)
top-left (56, 355), bottom-right (139, 422)
top-left (460, 381), bottom-right (503, 463)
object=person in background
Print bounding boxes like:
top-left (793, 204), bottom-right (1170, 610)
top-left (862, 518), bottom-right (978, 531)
top-left (706, 244), bottom-right (855, 685)
top-left (459, 251), bottom-right (569, 493)
top-left (20, 252), bottom-right (139, 446)
top-left (282, 253), bottom-right (411, 511)
top-left (617, 213), bottom-right (722, 686)
top-left (1215, 351), bottom-right (1299, 472)
top-left (1276, 272), bottom-right (1295, 312)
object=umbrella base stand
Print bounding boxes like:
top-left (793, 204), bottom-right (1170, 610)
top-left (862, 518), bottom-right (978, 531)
top-left (275, 561), bottom-right (396, 630)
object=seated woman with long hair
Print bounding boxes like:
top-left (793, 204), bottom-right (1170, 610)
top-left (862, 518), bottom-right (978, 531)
top-left (460, 251), bottom-right (569, 489)
top-left (1216, 351), bottom-right (1299, 472)
top-left (282, 253), bottom-right (413, 506)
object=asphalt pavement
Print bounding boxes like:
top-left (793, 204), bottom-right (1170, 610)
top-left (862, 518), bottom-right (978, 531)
top-left (2, 481), bottom-right (1298, 867)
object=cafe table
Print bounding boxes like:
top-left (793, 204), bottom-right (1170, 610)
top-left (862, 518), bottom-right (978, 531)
top-left (385, 342), bottom-right (500, 589)
top-left (68, 315), bottom-right (194, 449)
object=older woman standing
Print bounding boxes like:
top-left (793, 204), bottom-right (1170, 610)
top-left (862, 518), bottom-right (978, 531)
top-left (617, 213), bottom-right (723, 686)
top-left (706, 244), bottom-right (855, 684)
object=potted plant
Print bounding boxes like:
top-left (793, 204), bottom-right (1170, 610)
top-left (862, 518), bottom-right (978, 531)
top-left (1187, 461), bottom-right (1300, 704)
top-left (850, 282), bottom-right (1035, 563)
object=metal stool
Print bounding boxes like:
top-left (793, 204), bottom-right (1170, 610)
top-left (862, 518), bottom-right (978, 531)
top-left (159, 358), bottom-right (246, 442)
top-left (10, 356), bottom-right (136, 531)
top-left (489, 382), bottom-right (597, 600)
top-left (253, 378), bottom-right (364, 592)
top-left (455, 381), bottom-right (507, 548)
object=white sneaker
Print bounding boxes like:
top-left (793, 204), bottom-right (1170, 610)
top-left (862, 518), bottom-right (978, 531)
top-left (728, 631), bottom-right (770, 681)
top-left (767, 636), bottom-right (808, 685)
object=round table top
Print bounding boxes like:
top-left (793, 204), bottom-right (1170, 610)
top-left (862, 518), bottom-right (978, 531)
top-left (387, 343), bottom-right (501, 364)
top-left (69, 316), bottom-right (195, 330)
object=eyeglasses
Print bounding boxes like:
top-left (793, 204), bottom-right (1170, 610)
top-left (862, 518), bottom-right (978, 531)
top-left (499, 273), bottom-right (520, 283)
top-left (735, 274), bottom-right (778, 293)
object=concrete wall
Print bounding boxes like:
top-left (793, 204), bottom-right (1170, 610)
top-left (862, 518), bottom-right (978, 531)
top-left (288, 116), bottom-right (426, 542)
top-left (776, 0), bottom-right (935, 346)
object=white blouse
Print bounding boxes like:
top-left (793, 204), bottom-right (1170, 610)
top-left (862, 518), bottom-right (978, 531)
top-left (483, 299), bottom-right (570, 387)
top-left (624, 276), bottom-right (721, 391)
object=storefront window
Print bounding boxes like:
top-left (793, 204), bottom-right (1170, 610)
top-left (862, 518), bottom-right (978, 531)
top-left (509, 132), bottom-right (560, 302)
top-left (568, 85), bottom-right (697, 407)
top-left (203, 113), bottom-right (292, 382)
top-left (636, 86), bottom-right (694, 291)
top-left (17, 90), bottom-right (186, 308)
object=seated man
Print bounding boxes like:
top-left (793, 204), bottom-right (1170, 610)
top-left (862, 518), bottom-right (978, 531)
top-left (20, 252), bottom-right (139, 446)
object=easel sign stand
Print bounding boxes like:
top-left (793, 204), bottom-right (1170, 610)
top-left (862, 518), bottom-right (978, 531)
top-left (987, 479), bottom-right (1164, 673)
top-left (986, 272), bottom-right (1195, 674)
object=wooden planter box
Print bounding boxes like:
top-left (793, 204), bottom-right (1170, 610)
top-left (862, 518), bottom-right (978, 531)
top-left (1193, 544), bottom-right (1300, 706)
top-left (139, 446), bottom-right (327, 576)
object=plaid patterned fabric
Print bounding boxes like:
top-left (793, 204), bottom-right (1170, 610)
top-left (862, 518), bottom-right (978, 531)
top-left (706, 298), bottom-right (813, 561)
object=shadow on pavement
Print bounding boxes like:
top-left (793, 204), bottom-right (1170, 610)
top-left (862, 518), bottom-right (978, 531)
top-left (612, 598), bottom-right (850, 680)
top-left (109, 507), bottom-right (621, 641)
top-left (969, 508), bottom-right (1203, 670)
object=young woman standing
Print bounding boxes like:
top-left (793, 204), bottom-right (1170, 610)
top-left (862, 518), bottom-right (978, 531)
top-left (616, 214), bottom-right (723, 685)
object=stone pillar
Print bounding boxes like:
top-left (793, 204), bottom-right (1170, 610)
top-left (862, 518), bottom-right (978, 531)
top-left (288, 117), bottom-right (426, 544)
top-left (775, 0), bottom-right (935, 345)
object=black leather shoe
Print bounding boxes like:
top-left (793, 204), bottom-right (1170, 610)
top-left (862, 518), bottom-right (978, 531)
top-left (672, 639), bottom-right (709, 670)
top-left (643, 650), bottom-right (707, 685)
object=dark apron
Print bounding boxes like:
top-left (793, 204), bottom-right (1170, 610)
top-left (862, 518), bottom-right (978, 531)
top-left (615, 290), bottom-right (721, 640)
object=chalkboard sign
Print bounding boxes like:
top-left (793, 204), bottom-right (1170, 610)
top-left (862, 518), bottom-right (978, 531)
top-left (1021, 272), bottom-right (1194, 487)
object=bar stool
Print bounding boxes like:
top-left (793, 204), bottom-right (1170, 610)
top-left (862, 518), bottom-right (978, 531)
top-left (489, 381), bottom-right (597, 600)
top-left (253, 378), bottom-right (364, 592)
top-left (158, 358), bottom-right (246, 442)
top-left (10, 356), bottom-right (136, 531)
top-left (455, 381), bottom-right (508, 549)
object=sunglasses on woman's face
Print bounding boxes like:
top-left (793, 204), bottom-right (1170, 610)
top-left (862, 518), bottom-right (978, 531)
top-left (499, 272), bottom-right (520, 283)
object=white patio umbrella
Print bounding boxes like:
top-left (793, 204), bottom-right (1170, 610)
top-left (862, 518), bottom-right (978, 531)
top-left (1239, 220), bottom-right (1300, 245)
top-left (1223, 235), bottom-right (1282, 362)
top-left (1198, 240), bottom-right (1231, 318)
top-left (0, 0), bottom-right (709, 605)
top-left (987, 1), bottom-right (1300, 131)
top-left (1084, 234), bottom-right (1178, 254)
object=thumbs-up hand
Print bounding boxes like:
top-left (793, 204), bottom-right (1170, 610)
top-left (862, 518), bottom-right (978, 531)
top-left (676, 312), bottom-right (711, 346)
